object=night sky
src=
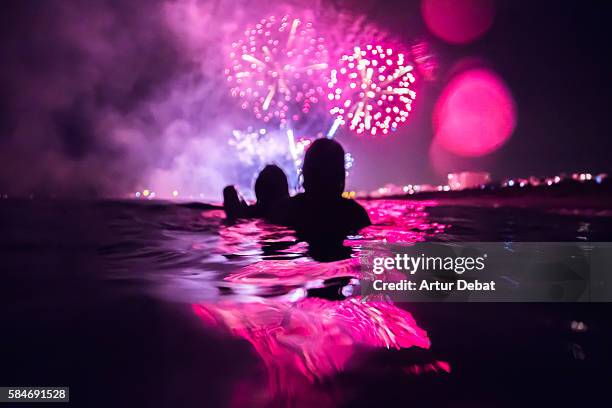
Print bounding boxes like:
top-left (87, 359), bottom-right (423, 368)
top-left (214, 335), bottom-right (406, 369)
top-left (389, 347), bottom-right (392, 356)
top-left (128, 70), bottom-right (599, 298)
top-left (0, 0), bottom-right (611, 197)
top-left (342, 0), bottom-right (612, 189)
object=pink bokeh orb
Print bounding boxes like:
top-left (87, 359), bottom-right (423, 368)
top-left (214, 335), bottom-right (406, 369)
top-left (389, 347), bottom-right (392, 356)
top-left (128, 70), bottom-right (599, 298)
top-left (433, 68), bottom-right (516, 157)
top-left (422, 0), bottom-right (495, 44)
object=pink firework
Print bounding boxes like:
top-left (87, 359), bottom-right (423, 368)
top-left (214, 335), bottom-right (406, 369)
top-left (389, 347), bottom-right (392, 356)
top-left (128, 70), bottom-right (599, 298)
top-left (328, 45), bottom-right (417, 136)
top-left (225, 15), bottom-right (329, 124)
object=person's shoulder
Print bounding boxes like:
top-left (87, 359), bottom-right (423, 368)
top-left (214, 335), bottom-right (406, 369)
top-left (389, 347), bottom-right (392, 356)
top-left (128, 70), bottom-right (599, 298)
top-left (268, 194), bottom-right (303, 224)
top-left (290, 192), bottom-right (307, 202)
top-left (339, 197), bottom-right (365, 211)
top-left (339, 198), bottom-right (371, 227)
top-left (280, 193), bottom-right (306, 210)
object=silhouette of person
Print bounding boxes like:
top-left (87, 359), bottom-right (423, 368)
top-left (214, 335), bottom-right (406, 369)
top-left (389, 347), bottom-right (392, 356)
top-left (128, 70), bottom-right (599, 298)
top-left (249, 164), bottom-right (290, 218)
top-left (223, 164), bottom-right (290, 220)
top-left (223, 185), bottom-right (247, 219)
top-left (272, 138), bottom-right (371, 260)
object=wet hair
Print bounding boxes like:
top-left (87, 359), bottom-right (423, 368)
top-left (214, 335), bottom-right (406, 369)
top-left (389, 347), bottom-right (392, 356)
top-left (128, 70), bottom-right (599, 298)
top-left (254, 164), bottom-right (289, 205)
top-left (302, 138), bottom-right (345, 197)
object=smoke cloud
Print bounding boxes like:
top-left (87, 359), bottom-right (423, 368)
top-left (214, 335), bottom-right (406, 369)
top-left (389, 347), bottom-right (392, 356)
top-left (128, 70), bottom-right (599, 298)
top-left (0, 0), bottom-right (391, 200)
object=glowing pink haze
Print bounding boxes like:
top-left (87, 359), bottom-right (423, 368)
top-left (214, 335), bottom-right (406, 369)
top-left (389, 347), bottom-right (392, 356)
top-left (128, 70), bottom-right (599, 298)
top-left (433, 68), bottom-right (516, 157)
top-left (422, 0), bottom-right (495, 44)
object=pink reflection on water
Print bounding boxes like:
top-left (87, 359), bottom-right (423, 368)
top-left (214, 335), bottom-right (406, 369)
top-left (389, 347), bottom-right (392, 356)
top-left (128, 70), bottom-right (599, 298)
top-left (215, 200), bottom-right (449, 293)
top-left (197, 199), bottom-right (447, 405)
top-left (404, 360), bottom-right (452, 375)
top-left (221, 200), bottom-right (447, 287)
top-left (359, 200), bottom-right (447, 243)
top-left (217, 218), bottom-right (303, 258)
top-left (193, 297), bottom-right (430, 402)
top-left (225, 257), bottom-right (359, 286)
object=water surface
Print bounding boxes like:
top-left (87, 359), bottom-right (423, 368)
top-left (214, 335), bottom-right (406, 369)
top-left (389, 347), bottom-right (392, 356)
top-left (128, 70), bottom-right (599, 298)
top-left (1, 198), bottom-right (611, 407)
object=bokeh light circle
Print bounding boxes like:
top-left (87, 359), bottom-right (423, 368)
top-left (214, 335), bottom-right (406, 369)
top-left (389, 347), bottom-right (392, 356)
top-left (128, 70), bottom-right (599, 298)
top-left (422, 0), bottom-right (495, 44)
top-left (433, 68), bottom-right (516, 157)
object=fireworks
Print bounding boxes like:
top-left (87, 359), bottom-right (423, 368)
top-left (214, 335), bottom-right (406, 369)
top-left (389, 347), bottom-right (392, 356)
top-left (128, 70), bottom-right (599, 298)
top-left (229, 128), bottom-right (348, 171)
top-left (230, 128), bottom-right (355, 191)
top-left (344, 152), bottom-right (354, 171)
top-left (229, 127), bottom-right (310, 189)
top-left (229, 127), bottom-right (295, 169)
top-left (327, 45), bottom-right (417, 136)
top-left (225, 15), bottom-right (329, 125)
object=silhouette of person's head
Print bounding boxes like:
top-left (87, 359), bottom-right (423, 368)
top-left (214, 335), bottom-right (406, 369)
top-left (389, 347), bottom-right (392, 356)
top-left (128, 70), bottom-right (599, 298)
top-left (302, 138), bottom-right (345, 198)
top-left (223, 185), bottom-right (246, 220)
top-left (223, 185), bottom-right (240, 204)
top-left (254, 164), bottom-right (289, 206)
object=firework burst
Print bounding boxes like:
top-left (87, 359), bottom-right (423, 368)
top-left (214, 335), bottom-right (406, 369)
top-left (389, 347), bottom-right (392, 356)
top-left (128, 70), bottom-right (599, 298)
top-left (225, 15), bottom-right (329, 125)
top-left (230, 128), bottom-right (355, 191)
top-left (327, 45), bottom-right (417, 136)
top-left (229, 127), bottom-right (286, 168)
